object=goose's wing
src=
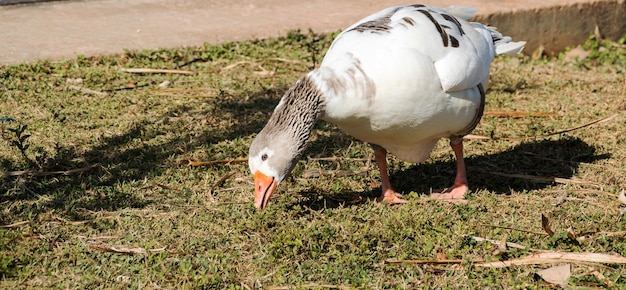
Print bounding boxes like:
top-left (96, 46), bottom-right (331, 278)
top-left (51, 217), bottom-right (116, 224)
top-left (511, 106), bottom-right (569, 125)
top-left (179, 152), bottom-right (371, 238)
top-left (322, 5), bottom-right (524, 92)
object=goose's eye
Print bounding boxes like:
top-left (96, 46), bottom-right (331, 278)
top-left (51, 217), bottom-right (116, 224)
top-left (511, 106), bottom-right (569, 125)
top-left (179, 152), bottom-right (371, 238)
top-left (261, 154), bottom-right (268, 161)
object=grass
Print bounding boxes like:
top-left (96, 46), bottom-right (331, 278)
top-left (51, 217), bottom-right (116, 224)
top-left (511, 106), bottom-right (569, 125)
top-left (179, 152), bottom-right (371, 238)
top-left (0, 30), bottom-right (625, 288)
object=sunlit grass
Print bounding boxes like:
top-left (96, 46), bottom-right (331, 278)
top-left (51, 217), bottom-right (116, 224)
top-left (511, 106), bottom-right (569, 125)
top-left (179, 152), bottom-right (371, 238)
top-left (1, 30), bottom-right (625, 288)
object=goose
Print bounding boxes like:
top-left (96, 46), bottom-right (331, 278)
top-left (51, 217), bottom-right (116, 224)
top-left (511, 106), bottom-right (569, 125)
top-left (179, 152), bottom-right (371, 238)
top-left (248, 4), bottom-right (525, 209)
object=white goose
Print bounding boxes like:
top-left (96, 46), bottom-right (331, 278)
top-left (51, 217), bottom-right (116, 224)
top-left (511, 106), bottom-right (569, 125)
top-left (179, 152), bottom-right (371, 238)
top-left (249, 4), bottom-right (525, 209)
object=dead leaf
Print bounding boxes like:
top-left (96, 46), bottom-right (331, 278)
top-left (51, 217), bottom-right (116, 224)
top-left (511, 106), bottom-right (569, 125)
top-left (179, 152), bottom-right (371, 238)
top-left (536, 264), bottom-right (571, 286)
top-left (590, 270), bottom-right (614, 287)
top-left (563, 45), bottom-right (590, 63)
top-left (567, 229), bottom-right (580, 244)
top-left (553, 194), bottom-right (567, 206)
top-left (541, 214), bottom-right (555, 237)
top-left (618, 189), bottom-right (626, 205)
top-left (436, 248), bottom-right (448, 260)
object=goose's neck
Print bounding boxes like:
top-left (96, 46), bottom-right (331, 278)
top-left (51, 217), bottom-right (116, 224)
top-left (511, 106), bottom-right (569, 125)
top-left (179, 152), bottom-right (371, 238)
top-left (264, 75), bottom-right (325, 157)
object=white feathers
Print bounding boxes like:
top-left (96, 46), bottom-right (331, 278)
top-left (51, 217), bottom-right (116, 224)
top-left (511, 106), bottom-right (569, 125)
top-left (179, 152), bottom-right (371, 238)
top-left (315, 4), bottom-right (525, 162)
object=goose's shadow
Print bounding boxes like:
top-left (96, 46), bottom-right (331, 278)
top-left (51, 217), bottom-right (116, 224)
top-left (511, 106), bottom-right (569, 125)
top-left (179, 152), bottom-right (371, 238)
top-left (296, 136), bottom-right (608, 210)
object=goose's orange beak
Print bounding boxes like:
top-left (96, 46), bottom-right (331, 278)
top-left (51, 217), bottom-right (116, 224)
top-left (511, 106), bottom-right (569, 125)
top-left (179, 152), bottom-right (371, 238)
top-left (254, 171), bottom-right (277, 209)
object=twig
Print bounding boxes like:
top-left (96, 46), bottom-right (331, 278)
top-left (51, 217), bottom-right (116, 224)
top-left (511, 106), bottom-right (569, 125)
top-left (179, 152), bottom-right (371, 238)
top-left (67, 85), bottom-right (107, 96)
top-left (266, 284), bottom-right (351, 290)
top-left (52, 216), bottom-right (90, 225)
top-left (208, 171), bottom-right (237, 197)
top-left (476, 224), bottom-right (548, 236)
top-left (1, 220), bottom-right (30, 229)
top-left (119, 68), bottom-right (196, 75)
top-left (141, 181), bottom-right (184, 193)
top-left (222, 61), bottom-right (257, 70)
top-left (308, 157), bottom-right (371, 162)
top-left (472, 168), bottom-right (599, 187)
top-left (465, 113), bottom-right (620, 141)
top-left (90, 243), bottom-right (166, 255)
top-left (105, 83), bottom-right (150, 92)
top-left (176, 57), bottom-right (208, 69)
top-left (2, 164), bottom-right (100, 178)
top-left (469, 236), bottom-right (542, 252)
top-left (268, 57), bottom-right (314, 67)
top-left (384, 258), bottom-right (483, 265)
top-left (187, 159), bottom-right (247, 167)
top-left (575, 231), bottom-right (626, 242)
top-left (483, 111), bottom-right (557, 118)
top-left (302, 168), bottom-right (369, 178)
top-left (475, 252), bottom-right (626, 268)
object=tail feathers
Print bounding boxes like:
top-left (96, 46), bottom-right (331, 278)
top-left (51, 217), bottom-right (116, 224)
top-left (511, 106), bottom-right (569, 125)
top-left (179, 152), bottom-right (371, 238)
top-left (477, 24), bottom-right (526, 55)
top-left (492, 30), bottom-right (526, 55)
top-left (444, 6), bottom-right (526, 55)
top-left (495, 39), bottom-right (526, 55)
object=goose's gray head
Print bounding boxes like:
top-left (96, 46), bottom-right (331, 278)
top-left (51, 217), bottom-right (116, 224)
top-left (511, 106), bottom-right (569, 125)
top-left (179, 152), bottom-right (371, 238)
top-left (248, 129), bottom-right (301, 209)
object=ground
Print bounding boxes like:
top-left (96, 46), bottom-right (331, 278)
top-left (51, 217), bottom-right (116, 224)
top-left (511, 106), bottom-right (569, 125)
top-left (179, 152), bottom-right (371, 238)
top-left (0, 31), bottom-right (625, 288)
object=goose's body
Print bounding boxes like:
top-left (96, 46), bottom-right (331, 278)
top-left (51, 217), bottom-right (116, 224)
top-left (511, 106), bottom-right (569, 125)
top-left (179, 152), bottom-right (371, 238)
top-left (249, 4), bottom-right (525, 209)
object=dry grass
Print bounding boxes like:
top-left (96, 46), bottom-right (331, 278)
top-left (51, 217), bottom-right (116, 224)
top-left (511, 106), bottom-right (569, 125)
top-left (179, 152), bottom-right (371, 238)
top-left (0, 31), bottom-right (625, 288)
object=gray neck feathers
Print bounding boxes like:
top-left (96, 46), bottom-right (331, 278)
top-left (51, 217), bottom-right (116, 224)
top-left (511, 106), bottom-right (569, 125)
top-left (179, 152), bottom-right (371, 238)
top-left (261, 75), bottom-right (325, 159)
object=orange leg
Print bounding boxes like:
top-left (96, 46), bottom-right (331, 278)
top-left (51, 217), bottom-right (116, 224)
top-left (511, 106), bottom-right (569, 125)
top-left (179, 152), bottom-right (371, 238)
top-left (372, 145), bottom-right (408, 204)
top-left (431, 140), bottom-right (469, 200)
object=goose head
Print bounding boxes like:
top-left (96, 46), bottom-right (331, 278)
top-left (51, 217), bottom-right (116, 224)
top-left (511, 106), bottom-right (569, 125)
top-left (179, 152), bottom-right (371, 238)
top-left (248, 130), bottom-right (302, 209)
top-left (248, 75), bottom-right (325, 209)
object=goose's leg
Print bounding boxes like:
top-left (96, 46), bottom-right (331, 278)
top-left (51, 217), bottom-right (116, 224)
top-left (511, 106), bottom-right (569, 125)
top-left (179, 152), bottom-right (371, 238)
top-left (431, 140), bottom-right (469, 200)
top-left (371, 145), bottom-right (408, 204)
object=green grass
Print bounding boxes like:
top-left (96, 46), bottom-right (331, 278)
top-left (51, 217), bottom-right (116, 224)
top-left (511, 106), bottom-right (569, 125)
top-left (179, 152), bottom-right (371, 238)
top-left (1, 30), bottom-right (625, 288)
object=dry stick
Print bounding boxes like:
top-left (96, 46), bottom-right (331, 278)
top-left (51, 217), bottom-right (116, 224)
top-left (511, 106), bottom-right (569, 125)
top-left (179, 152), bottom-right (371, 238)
top-left (119, 68), bottom-right (196, 75)
top-left (150, 92), bottom-right (218, 98)
top-left (145, 181), bottom-right (185, 193)
top-left (469, 236), bottom-right (544, 252)
top-left (483, 111), bottom-right (557, 118)
top-left (266, 284), bottom-right (351, 290)
top-left (308, 157), bottom-right (371, 162)
top-left (208, 171), bottom-right (237, 197)
top-left (476, 223), bottom-right (548, 236)
top-left (384, 258), bottom-right (483, 265)
top-left (1, 220), bottom-right (30, 229)
top-left (302, 168), bottom-right (369, 178)
top-left (52, 216), bottom-right (90, 226)
top-left (67, 85), bottom-right (107, 96)
top-left (222, 61), bottom-right (257, 70)
top-left (268, 57), bottom-right (314, 67)
top-left (150, 87), bottom-right (218, 98)
top-left (475, 252), bottom-right (626, 268)
top-left (465, 113), bottom-right (620, 141)
top-left (472, 168), bottom-right (599, 187)
top-left (2, 164), bottom-right (100, 178)
top-left (187, 158), bottom-right (248, 167)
